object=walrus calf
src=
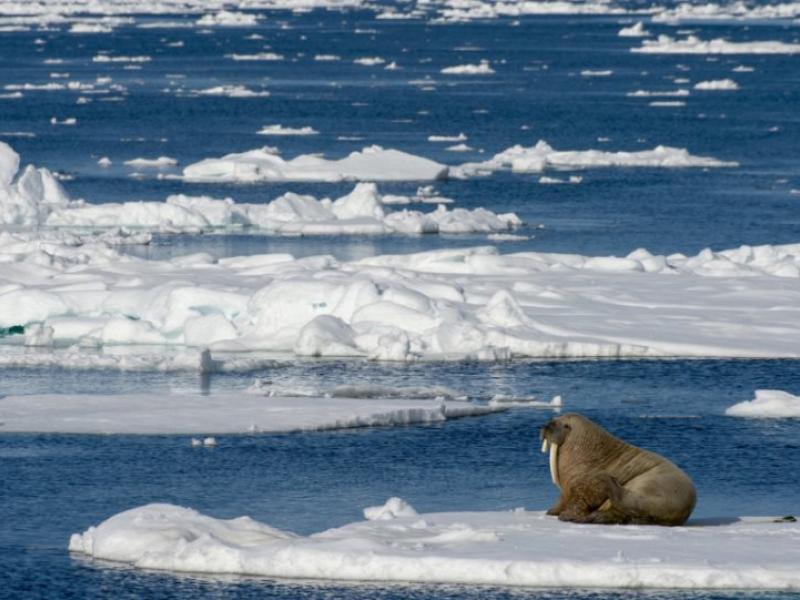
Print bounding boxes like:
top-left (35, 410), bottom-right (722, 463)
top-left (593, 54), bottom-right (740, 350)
top-left (540, 413), bottom-right (696, 526)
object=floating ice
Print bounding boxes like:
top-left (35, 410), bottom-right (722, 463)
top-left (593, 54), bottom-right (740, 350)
top-left (123, 157), bottom-right (177, 168)
top-left (227, 52), bottom-right (284, 61)
top-left (196, 11), bottom-right (259, 27)
top-left (694, 79), bottom-right (739, 90)
top-left (618, 21), bottom-right (650, 37)
top-left (196, 85), bottom-right (270, 98)
top-left (354, 57), bottom-right (386, 66)
top-left (257, 125), bottom-right (319, 136)
top-left (633, 35), bottom-right (800, 54)
top-left (441, 60), bottom-right (494, 75)
top-left (183, 145), bottom-right (449, 182)
top-left (652, 2), bottom-right (800, 22)
top-left (0, 393), bottom-right (502, 434)
top-left (725, 390), bottom-right (800, 418)
top-left (69, 503), bottom-right (800, 589)
top-left (580, 69), bottom-right (613, 77)
top-left (455, 140), bottom-right (736, 176)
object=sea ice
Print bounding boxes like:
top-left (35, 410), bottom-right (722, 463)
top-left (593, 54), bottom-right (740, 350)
top-left (69, 503), bottom-right (800, 589)
top-left (694, 79), bottom-right (739, 90)
top-left (182, 145), bottom-right (449, 182)
top-left (725, 390), bottom-right (800, 418)
top-left (257, 125), bottom-right (319, 135)
top-left (455, 140), bottom-right (736, 176)
top-left (618, 21), bottom-right (650, 37)
top-left (441, 60), bottom-right (495, 75)
top-left (633, 35), bottom-right (800, 54)
top-left (0, 393), bottom-right (503, 434)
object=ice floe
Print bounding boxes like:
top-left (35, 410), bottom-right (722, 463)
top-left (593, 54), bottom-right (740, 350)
top-left (183, 145), bottom-right (449, 182)
top-left (257, 125), bottom-right (319, 136)
top-left (694, 79), bottom-right (739, 90)
top-left (441, 60), bottom-right (495, 75)
top-left (196, 85), bottom-right (270, 98)
top-left (618, 21), bottom-right (650, 37)
top-left (69, 502), bottom-right (800, 589)
top-left (123, 156), bottom-right (178, 168)
top-left (227, 52), bottom-right (284, 61)
top-left (455, 140), bottom-right (735, 176)
top-left (42, 184), bottom-right (519, 235)
top-left (652, 1), bottom-right (800, 22)
top-left (0, 393), bottom-right (500, 434)
top-left (196, 11), bottom-right (259, 27)
top-left (633, 35), bottom-right (800, 54)
top-left (725, 390), bottom-right (800, 418)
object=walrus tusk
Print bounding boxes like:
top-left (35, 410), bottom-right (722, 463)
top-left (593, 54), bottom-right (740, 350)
top-left (549, 443), bottom-right (560, 487)
top-left (541, 438), bottom-right (549, 453)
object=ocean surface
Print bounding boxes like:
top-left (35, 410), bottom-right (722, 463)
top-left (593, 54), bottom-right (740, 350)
top-left (1, 5), bottom-right (799, 599)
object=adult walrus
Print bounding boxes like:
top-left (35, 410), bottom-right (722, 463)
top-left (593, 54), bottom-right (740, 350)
top-left (540, 413), bottom-right (696, 526)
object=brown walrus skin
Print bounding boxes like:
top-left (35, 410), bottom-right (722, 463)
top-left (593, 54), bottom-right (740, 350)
top-left (539, 413), bottom-right (696, 526)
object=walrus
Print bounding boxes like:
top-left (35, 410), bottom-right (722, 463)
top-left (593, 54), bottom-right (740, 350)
top-left (539, 413), bottom-right (696, 526)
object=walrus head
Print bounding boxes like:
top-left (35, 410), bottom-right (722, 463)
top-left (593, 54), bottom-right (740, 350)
top-left (540, 413), bottom-right (606, 489)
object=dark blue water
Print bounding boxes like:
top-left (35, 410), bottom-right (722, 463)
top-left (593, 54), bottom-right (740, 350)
top-left (2, 359), bottom-right (800, 598)
top-left (2, 6), bottom-right (800, 598)
top-left (2, 14), bottom-right (799, 259)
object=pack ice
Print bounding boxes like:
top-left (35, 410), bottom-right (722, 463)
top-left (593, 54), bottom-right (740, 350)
top-left (0, 142), bottom-right (518, 235)
top-left (69, 502), bottom-right (800, 589)
top-left (0, 235), bottom-right (799, 366)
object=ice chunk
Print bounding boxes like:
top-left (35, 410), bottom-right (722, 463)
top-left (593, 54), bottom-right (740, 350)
top-left (725, 390), bottom-right (800, 418)
top-left (183, 146), bottom-right (448, 182)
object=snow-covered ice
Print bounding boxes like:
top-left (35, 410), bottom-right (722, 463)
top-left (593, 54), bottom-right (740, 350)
top-left (123, 157), bottom-right (177, 168)
top-left (694, 79), bottom-right (739, 90)
top-left (633, 35), bottom-right (800, 54)
top-left (196, 85), bottom-right (270, 98)
top-left (441, 60), bottom-right (494, 75)
top-left (183, 145), bottom-right (448, 182)
top-left (455, 140), bottom-right (736, 176)
top-left (0, 224), bottom-right (799, 363)
top-left (618, 21), bottom-right (650, 37)
top-left (725, 390), bottom-right (800, 418)
top-left (257, 125), bottom-right (319, 136)
top-left (42, 183), bottom-right (519, 235)
top-left (0, 393), bottom-right (501, 434)
top-left (69, 502), bottom-right (800, 589)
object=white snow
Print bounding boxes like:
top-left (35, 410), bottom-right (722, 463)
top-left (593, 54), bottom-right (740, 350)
top-left (441, 60), bottom-right (494, 75)
top-left (633, 35), bottom-right (800, 54)
top-left (69, 503), bottom-right (800, 589)
top-left (455, 140), bottom-right (736, 176)
top-left (0, 393), bottom-right (501, 434)
top-left (618, 21), bottom-right (650, 37)
top-left (725, 390), bottom-right (800, 418)
top-left (257, 125), bottom-right (319, 136)
top-left (183, 145), bottom-right (448, 182)
top-left (694, 79), bottom-right (739, 90)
